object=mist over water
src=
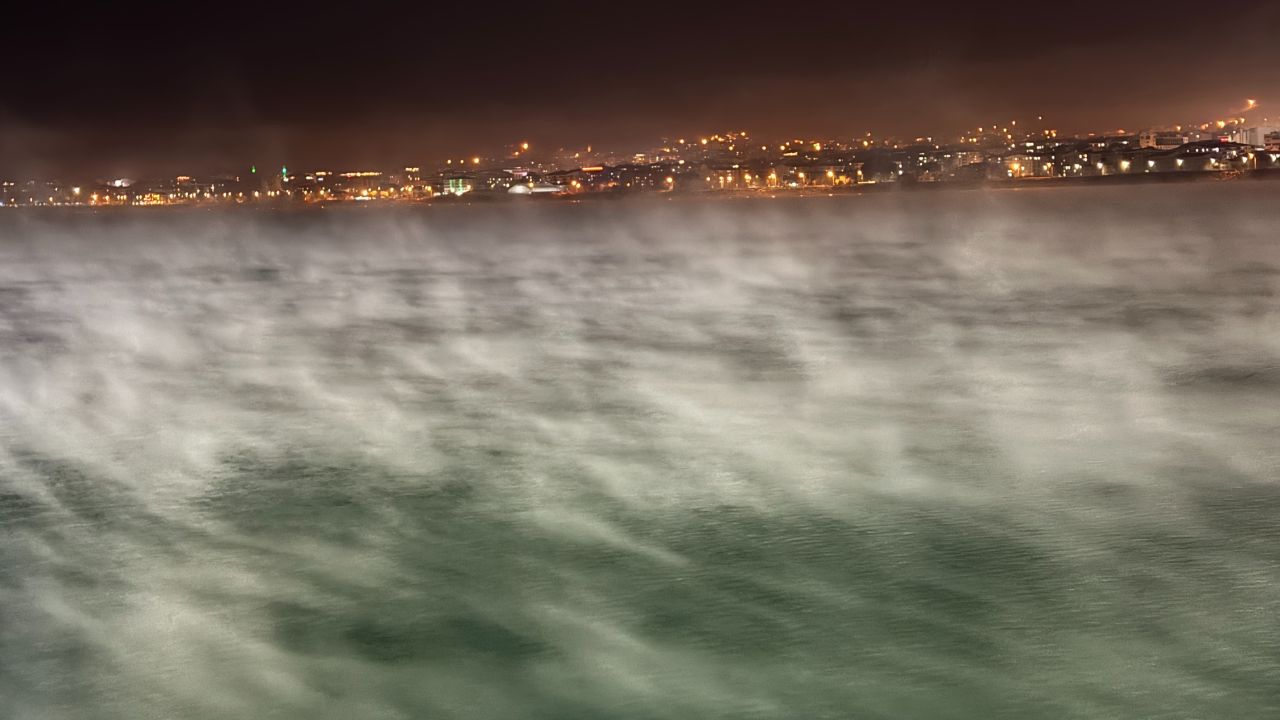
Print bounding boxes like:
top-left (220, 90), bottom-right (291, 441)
top-left (2, 185), bottom-right (1278, 719)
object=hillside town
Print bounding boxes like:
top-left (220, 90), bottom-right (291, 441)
top-left (4, 104), bottom-right (1278, 207)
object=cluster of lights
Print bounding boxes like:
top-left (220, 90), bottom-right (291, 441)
top-left (4, 99), bottom-right (1275, 209)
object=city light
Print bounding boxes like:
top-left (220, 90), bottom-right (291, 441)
top-left (3, 105), bottom-right (1275, 211)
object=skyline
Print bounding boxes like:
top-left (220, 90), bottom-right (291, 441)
top-left (5, 111), bottom-right (1276, 209)
top-left (0, 97), bottom-right (1273, 187)
top-left (2, 1), bottom-right (1279, 177)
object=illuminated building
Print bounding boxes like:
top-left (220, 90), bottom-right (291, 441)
top-left (1227, 125), bottom-right (1280, 147)
top-left (1139, 129), bottom-right (1188, 150)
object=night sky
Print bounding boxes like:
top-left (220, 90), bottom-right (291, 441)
top-left (3, 1), bottom-right (1278, 177)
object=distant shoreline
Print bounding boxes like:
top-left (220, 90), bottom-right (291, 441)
top-left (4, 168), bottom-right (1278, 212)
top-left (696, 167), bottom-right (1280, 198)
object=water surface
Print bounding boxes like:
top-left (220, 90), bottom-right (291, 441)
top-left (2, 185), bottom-right (1279, 718)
